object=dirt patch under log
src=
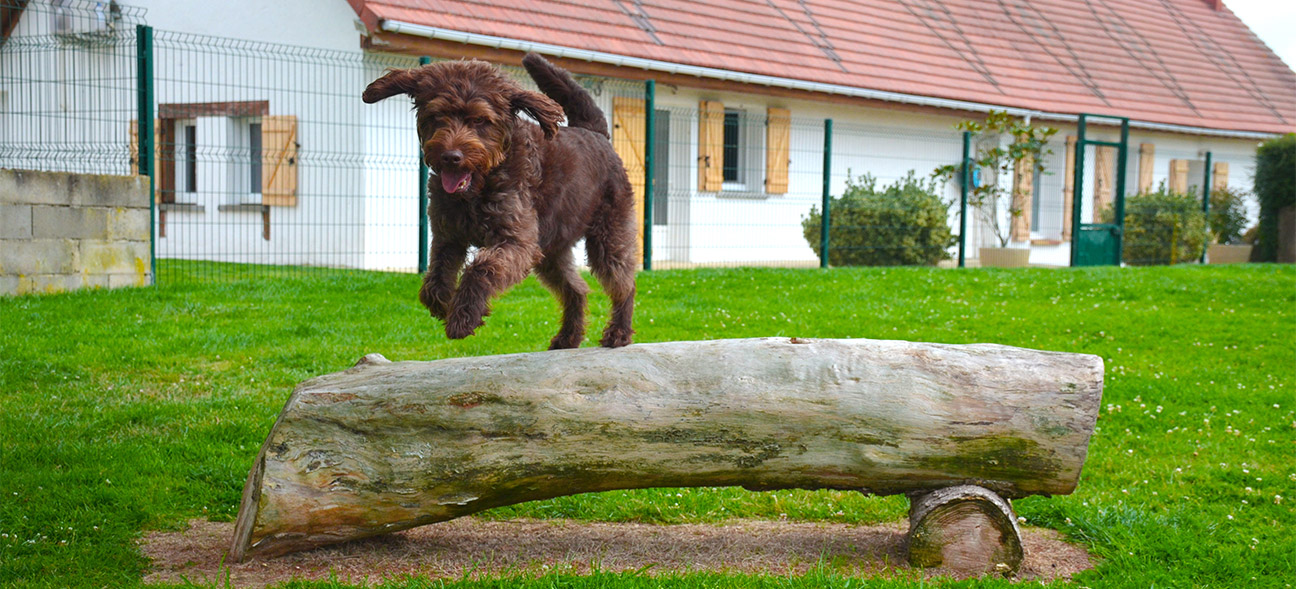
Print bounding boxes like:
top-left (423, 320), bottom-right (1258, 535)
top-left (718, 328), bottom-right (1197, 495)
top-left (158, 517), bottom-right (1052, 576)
top-left (142, 518), bottom-right (1094, 587)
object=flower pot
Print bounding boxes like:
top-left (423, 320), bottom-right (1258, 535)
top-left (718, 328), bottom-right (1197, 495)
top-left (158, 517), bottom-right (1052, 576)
top-left (979, 247), bottom-right (1031, 268)
top-left (1206, 244), bottom-right (1253, 264)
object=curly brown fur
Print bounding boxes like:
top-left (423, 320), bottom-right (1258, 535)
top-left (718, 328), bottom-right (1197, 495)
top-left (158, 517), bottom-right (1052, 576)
top-left (363, 54), bottom-right (636, 349)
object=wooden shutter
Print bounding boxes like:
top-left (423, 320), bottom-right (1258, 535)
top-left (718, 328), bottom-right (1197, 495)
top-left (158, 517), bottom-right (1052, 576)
top-left (611, 97), bottom-right (646, 261)
top-left (1094, 145), bottom-right (1114, 222)
top-left (1212, 161), bottom-right (1229, 191)
top-left (764, 107), bottom-right (790, 194)
top-left (1062, 135), bottom-right (1076, 241)
top-left (262, 115), bottom-right (298, 207)
top-left (1168, 159), bottom-right (1188, 193)
top-left (129, 119), bottom-right (163, 203)
top-left (1138, 143), bottom-right (1155, 193)
top-left (698, 100), bottom-right (724, 192)
top-left (1011, 152), bottom-right (1033, 241)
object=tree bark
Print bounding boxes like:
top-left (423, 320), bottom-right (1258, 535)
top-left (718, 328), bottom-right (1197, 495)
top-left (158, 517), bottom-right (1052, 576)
top-left (230, 337), bottom-right (1103, 561)
top-left (907, 485), bottom-right (1022, 575)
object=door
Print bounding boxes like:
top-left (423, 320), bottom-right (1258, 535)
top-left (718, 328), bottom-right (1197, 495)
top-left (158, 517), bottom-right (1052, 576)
top-left (1071, 114), bottom-right (1130, 267)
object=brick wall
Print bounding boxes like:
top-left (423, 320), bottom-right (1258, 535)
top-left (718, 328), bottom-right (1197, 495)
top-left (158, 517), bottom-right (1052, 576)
top-left (1, 169), bottom-right (153, 295)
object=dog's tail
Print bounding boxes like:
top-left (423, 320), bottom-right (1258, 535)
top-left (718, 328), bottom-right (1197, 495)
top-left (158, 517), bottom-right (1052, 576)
top-left (522, 53), bottom-right (609, 139)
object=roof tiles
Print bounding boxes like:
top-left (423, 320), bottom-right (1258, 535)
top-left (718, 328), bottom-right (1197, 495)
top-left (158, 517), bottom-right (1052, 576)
top-left (357, 0), bottom-right (1296, 133)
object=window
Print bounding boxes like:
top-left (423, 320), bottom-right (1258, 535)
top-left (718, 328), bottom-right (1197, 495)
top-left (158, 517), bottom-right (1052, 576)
top-left (722, 110), bottom-right (741, 183)
top-left (137, 102), bottom-right (295, 206)
top-left (697, 101), bottom-right (780, 195)
top-left (176, 121), bottom-right (197, 194)
top-left (249, 121), bottom-right (262, 195)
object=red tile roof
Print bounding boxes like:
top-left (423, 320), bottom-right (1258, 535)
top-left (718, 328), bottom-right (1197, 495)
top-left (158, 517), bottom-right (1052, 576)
top-left (354, 0), bottom-right (1296, 134)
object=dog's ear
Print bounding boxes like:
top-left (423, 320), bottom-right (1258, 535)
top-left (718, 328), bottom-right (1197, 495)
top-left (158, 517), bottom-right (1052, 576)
top-left (363, 68), bottom-right (423, 104)
top-left (510, 90), bottom-right (564, 139)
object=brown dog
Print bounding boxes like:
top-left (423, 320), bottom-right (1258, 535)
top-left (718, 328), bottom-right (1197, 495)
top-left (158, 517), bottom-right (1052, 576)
top-left (363, 53), bottom-right (636, 349)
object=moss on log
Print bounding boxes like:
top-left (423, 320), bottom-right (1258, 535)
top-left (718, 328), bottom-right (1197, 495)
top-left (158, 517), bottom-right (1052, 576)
top-left (230, 337), bottom-right (1102, 561)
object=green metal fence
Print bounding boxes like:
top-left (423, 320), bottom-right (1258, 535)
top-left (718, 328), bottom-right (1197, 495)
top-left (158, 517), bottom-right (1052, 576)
top-left (7, 0), bottom-right (1231, 282)
top-left (0, 0), bottom-right (144, 176)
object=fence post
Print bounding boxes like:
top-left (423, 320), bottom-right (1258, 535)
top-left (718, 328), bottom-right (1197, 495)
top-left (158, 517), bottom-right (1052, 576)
top-left (1115, 118), bottom-right (1130, 266)
top-left (643, 80), bottom-right (655, 271)
top-left (417, 56), bottom-right (431, 274)
top-left (1070, 115), bottom-right (1088, 267)
top-left (1200, 151), bottom-right (1212, 263)
top-left (136, 24), bottom-right (155, 284)
top-left (959, 130), bottom-right (970, 268)
top-left (820, 119), bottom-right (832, 269)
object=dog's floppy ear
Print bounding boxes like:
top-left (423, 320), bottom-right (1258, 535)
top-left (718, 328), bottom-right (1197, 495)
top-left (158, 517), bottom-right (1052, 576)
top-left (511, 90), bottom-right (564, 139)
top-left (363, 68), bottom-right (422, 104)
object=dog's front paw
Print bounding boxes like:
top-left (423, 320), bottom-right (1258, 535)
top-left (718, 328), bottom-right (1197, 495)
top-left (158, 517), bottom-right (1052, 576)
top-left (445, 310), bottom-right (485, 340)
top-left (419, 283), bottom-right (452, 320)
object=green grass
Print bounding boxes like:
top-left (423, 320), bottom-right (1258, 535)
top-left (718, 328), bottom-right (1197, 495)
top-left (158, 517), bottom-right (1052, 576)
top-left (1, 262), bottom-right (1293, 588)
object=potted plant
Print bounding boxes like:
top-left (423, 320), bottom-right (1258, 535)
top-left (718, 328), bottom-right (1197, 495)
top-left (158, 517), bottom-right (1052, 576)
top-left (934, 111), bottom-right (1056, 267)
top-left (1206, 185), bottom-right (1253, 264)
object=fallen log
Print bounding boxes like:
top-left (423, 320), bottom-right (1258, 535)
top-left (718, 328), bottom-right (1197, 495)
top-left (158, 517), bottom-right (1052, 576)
top-left (231, 337), bottom-right (1102, 572)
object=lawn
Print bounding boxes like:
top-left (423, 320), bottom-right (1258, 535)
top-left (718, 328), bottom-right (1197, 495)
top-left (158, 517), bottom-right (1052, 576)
top-left (1, 263), bottom-right (1292, 588)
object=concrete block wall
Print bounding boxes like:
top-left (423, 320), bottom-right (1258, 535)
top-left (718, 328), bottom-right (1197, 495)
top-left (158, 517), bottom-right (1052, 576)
top-left (1, 169), bottom-right (153, 295)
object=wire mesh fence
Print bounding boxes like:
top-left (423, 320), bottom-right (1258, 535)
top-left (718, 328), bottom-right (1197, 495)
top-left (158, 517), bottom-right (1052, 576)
top-left (3, 1), bottom-right (1228, 285)
top-left (0, 0), bottom-right (143, 176)
top-left (144, 30), bottom-right (421, 281)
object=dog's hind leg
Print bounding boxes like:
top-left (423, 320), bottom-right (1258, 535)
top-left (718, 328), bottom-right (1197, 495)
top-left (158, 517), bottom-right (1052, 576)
top-left (586, 201), bottom-right (637, 348)
top-left (537, 247), bottom-right (590, 350)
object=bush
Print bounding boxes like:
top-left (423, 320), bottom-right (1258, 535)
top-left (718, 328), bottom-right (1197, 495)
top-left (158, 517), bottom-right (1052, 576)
top-left (1103, 185), bottom-right (1208, 265)
top-left (802, 171), bottom-right (955, 267)
top-left (1252, 133), bottom-right (1296, 262)
top-left (1208, 185), bottom-right (1250, 245)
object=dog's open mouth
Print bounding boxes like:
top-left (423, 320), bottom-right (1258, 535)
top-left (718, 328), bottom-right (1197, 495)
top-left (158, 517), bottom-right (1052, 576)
top-left (441, 170), bottom-right (472, 194)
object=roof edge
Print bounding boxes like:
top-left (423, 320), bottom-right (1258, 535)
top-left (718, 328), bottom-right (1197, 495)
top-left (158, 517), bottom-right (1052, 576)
top-left (379, 19), bottom-right (1277, 141)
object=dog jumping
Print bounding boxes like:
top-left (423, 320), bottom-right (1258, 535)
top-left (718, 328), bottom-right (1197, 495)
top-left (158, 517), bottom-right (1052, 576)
top-left (362, 53), bottom-right (636, 349)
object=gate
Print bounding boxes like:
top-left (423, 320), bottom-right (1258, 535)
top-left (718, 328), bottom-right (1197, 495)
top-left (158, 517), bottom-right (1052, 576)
top-left (1070, 114), bottom-right (1130, 267)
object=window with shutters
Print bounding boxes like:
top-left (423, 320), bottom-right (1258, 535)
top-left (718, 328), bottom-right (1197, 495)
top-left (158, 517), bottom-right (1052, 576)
top-left (132, 101), bottom-right (297, 208)
top-left (698, 100), bottom-right (781, 196)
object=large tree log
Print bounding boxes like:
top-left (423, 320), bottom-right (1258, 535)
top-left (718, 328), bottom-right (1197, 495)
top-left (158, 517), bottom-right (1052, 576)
top-left (230, 337), bottom-right (1102, 562)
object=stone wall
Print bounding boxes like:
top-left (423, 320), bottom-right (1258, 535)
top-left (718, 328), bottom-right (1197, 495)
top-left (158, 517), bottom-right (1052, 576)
top-left (1, 169), bottom-right (153, 295)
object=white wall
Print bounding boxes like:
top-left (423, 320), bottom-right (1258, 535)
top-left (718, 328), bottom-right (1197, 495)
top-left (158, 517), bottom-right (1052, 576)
top-left (1, 0), bottom-right (429, 271)
top-left (4, 1), bottom-right (1269, 271)
top-left (648, 85), bottom-right (970, 267)
top-left (126, 0), bottom-right (360, 51)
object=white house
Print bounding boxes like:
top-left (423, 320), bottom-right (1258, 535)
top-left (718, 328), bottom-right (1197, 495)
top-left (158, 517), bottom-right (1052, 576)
top-left (3, 0), bottom-right (1292, 271)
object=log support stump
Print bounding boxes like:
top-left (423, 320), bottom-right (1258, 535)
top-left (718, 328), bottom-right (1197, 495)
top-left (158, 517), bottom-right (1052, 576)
top-left (906, 485), bottom-right (1023, 576)
top-left (229, 337), bottom-right (1102, 573)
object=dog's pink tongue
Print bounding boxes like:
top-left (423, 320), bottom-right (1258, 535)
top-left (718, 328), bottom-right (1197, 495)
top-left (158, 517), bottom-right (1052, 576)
top-left (441, 170), bottom-right (471, 194)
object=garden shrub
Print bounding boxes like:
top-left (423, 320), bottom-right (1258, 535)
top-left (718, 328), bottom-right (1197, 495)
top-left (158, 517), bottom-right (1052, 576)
top-left (802, 171), bottom-right (955, 267)
top-left (1103, 185), bottom-right (1208, 265)
top-left (1208, 185), bottom-right (1250, 245)
top-left (1252, 133), bottom-right (1295, 262)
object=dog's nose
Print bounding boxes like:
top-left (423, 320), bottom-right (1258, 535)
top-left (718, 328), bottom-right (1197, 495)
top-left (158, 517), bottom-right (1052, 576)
top-left (441, 150), bottom-right (463, 167)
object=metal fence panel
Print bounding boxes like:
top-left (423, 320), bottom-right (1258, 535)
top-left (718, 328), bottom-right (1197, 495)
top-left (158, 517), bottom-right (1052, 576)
top-left (5, 3), bottom-right (1131, 279)
top-left (0, 0), bottom-right (143, 176)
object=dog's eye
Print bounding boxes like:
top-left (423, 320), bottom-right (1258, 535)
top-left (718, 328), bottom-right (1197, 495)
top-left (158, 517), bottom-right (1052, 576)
top-left (466, 116), bottom-right (487, 127)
